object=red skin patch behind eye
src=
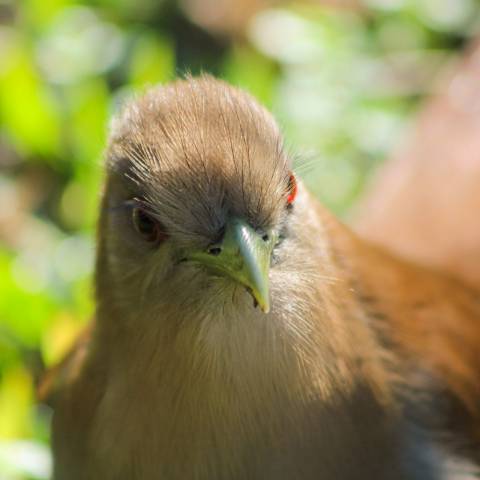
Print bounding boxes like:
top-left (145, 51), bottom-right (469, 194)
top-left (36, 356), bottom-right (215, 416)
top-left (287, 173), bottom-right (297, 205)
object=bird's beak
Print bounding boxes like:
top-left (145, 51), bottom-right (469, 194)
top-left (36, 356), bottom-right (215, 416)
top-left (186, 218), bottom-right (275, 313)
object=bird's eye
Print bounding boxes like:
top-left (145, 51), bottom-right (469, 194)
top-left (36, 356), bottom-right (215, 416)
top-left (132, 207), bottom-right (168, 244)
top-left (286, 172), bottom-right (297, 206)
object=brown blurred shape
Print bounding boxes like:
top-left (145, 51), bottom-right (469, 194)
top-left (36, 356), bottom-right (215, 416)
top-left (355, 39), bottom-right (480, 288)
top-left (179, 0), bottom-right (361, 36)
top-left (179, 0), bottom-right (277, 36)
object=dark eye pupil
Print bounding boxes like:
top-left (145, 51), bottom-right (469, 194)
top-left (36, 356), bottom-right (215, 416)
top-left (133, 208), bottom-right (161, 242)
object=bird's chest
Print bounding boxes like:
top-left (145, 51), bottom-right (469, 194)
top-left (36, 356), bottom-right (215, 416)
top-left (85, 365), bottom-right (300, 480)
top-left (53, 317), bottom-right (443, 480)
top-left (59, 366), bottom-right (442, 480)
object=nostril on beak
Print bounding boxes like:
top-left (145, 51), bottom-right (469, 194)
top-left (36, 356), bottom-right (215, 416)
top-left (208, 246), bottom-right (222, 256)
top-left (262, 234), bottom-right (269, 242)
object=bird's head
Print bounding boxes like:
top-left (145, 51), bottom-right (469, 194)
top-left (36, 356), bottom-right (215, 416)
top-left (97, 77), bottom-right (317, 327)
top-left (94, 77), bottom-right (384, 408)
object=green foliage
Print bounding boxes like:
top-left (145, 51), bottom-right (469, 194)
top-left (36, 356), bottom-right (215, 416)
top-left (0, 0), bottom-right (478, 477)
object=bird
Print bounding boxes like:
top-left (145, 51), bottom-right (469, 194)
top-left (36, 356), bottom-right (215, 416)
top-left (41, 76), bottom-right (480, 480)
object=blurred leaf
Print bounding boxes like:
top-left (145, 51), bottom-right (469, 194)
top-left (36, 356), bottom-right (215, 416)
top-left (0, 366), bottom-right (32, 438)
top-left (41, 312), bottom-right (84, 366)
top-left (59, 179), bottom-right (98, 230)
top-left (22, 0), bottom-right (73, 30)
top-left (0, 41), bottom-right (62, 158)
top-left (70, 276), bottom-right (94, 321)
top-left (35, 7), bottom-right (126, 85)
top-left (409, 0), bottom-right (477, 32)
top-left (223, 46), bottom-right (277, 108)
top-left (67, 78), bottom-right (108, 163)
top-left (128, 32), bottom-right (174, 88)
top-left (0, 252), bottom-right (57, 347)
top-left (93, 0), bottom-right (168, 21)
top-left (60, 79), bottom-right (107, 228)
top-left (62, 169), bottom-right (100, 230)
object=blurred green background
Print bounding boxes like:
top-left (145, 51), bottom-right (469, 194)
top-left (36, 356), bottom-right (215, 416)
top-left (0, 0), bottom-right (479, 477)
